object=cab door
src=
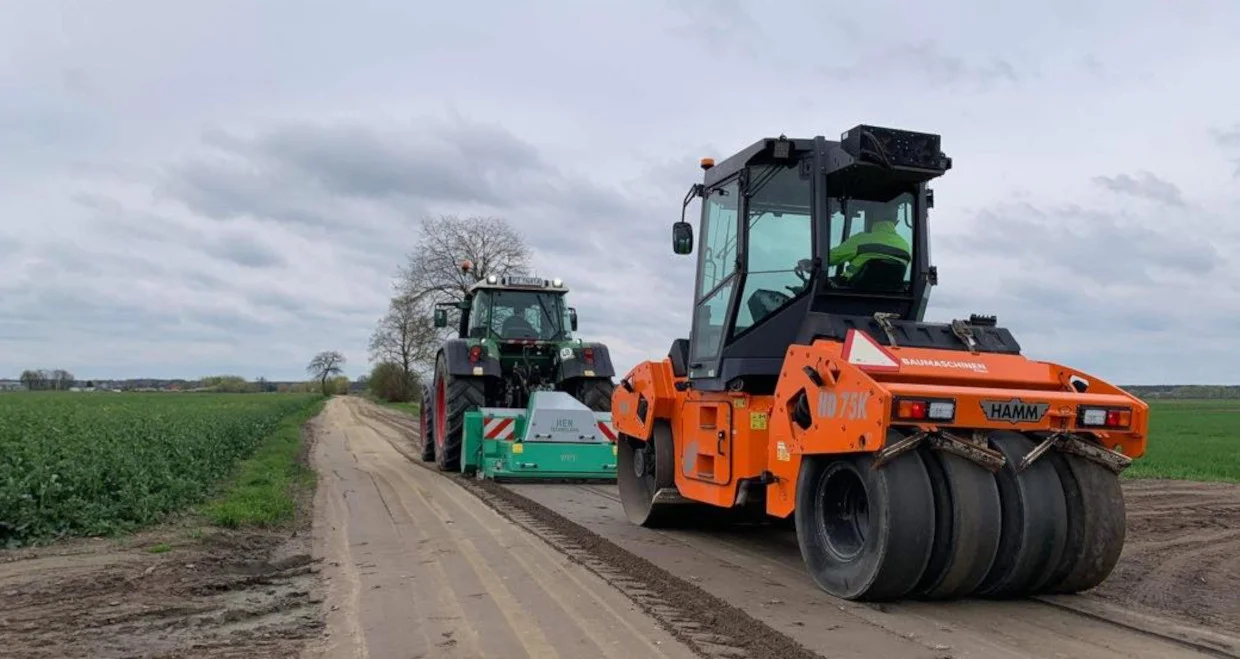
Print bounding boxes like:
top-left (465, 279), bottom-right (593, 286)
top-left (687, 177), bottom-right (740, 382)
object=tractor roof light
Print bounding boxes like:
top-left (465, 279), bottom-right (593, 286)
top-left (552, 278), bottom-right (563, 287)
top-left (486, 275), bottom-right (498, 284)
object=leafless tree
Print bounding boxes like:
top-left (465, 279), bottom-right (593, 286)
top-left (396, 214), bottom-right (533, 307)
top-left (372, 215), bottom-right (532, 395)
top-left (368, 293), bottom-right (440, 397)
top-left (306, 351), bottom-right (346, 396)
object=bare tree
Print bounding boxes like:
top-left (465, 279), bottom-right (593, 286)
top-left (307, 351), bottom-right (346, 396)
top-left (374, 215), bottom-right (532, 391)
top-left (396, 214), bottom-right (533, 307)
top-left (368, 293), bottom-right (439, 398)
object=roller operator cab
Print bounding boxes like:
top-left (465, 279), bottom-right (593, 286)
top-left (611, 125), bottom-right (1150, 602)
top-left (419, 272), bottom-right (617, 474)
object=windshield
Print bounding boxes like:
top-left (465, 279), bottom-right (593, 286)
top-left (733, 161), bottom-right (813, 334)
top-left (827, 190), bottom-right (915, 292)
top-left (470, 289), bottom-right (567, 341)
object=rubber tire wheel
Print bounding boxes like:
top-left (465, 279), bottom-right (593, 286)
top-left (617, 421), bottom-right (699, 528)
top-left (794, 435), bottom-right (936, 601)
top-left (912, 445), bottom-right (1002, 599)
top-left (974, 431), bottom-right (1069, 598)
top-left (432, 352), bottom-right (487, 473)
top-left (575, 378), bottom-right (615, 412)
top-left (419, 392), bottom-right (435, 462)
top-left (1038, 450), bottom-right (1126, 594)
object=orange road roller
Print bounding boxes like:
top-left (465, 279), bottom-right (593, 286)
top-left (610, 126), bottom-right (1147, 601)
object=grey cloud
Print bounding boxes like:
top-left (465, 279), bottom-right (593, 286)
top-left (1092, 172), bottom-right (1185, 207)
top-left (819, 41), bottom-right (1021, 90)
top-left (203, 239), bottom-right (285, 269)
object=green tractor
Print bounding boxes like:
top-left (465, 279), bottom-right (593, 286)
top-left (418, 270), bottom-right (618, 477)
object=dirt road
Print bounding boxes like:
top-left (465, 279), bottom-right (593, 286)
top-left (304, 396), bottom-right (699, 659)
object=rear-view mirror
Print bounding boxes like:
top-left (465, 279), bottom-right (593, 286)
top-left (433, 308), bottom-right (448, 328)
top-left (568, 308), bottom-right (579, 331)
top-left (672, 221), bottom-right (693, 254)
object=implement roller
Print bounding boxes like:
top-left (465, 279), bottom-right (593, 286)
top-left (610, 126), bottom-right (1147, 601)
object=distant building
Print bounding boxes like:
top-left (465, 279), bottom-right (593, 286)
top-left (0, 379), bottom-right (25, 391)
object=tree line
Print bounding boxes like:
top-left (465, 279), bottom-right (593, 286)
top-left (364, 214), bottom-right (532, 404)
top-left (18, 369), bottom-right (76, 391)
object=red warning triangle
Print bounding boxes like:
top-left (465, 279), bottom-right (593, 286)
top-left (841, 329), bottom-right (901, 372)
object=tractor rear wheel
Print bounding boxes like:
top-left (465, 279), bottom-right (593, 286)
top-left (574, 378), bottom-right (614, 412)
top-left (974, 431), bottom-right (1069, 598)
top-left (419, 389), bottom-right (435, 462)
top-left (432, 352), bottom-right (487, 474)
top-left (1038, 450), bottom-right (1126, 594)
top-left (795, 433), bottom-right (936, 601)
top-left (617, 421), bottom-right (703, 528)
top-left (912, 445), bottom-right (1002, 599)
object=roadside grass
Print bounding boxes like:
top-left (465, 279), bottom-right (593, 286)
top-left (373, 398), bottom-right (420, 417)
top-left (1124, 399), bottom-right (1240, 483)
top-left (201, 397), bottom-right (328, 528)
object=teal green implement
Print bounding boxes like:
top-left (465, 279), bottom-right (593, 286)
top-left (460, 391), bottom-right (618, 481)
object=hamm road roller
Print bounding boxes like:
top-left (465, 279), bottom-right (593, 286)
top-left (610, 126), bottom-right (1148, 601)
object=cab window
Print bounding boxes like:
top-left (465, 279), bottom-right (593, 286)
top-left (827, 192), bottom-right (915, 291)
top-left (735, 162), bottom-right (812, 334)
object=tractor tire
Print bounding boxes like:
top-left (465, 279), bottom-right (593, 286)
top-left (912, 444), bottom-right (1002, 599)
top-left (431, 352), bottom-right (487, 474)
top-left (1038, 450), bottom-right (1126, 594)
top-left (617, 421), bottom-right (710, 528)
top-left (575, 378), bottom-right (615, 412)
top-left (795, 432), bottom-right (936, 601)
top-left (974, 431), bottom-right (1069, 598)
top-left (419, 391), bottom-right (435, 462)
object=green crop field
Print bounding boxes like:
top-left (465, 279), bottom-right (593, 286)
top-left (0, 392), bottom-right (322, 548)
top-left (1125, 399), bottom-right (1240, 483)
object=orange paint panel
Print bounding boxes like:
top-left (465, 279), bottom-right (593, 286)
top-left (678, 401), bottom-right (733, 486)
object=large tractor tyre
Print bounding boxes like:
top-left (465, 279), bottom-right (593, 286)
top-left (912, 445), bottom-right (1002, 599)
top-left (794, 435), bottom-right (936, 601)
top-left (617, 421), bottom-right (708, 528)
top-left (419, 392), bottom-right (436, 462)
top-left (575, 378), bottom-right (615, 412)
top-left (974, 431), bottom-right (1069, 598)
top-left (1038, 450), bottom-right (1126, 594)
top-left (432, 353), bottom-right (487, 474)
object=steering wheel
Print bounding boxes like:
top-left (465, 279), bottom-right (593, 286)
top-left (785, 258), bottom-right (814, 295)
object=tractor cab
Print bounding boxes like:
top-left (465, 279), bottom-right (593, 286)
top-left (671, 125), bottom-right (953, 392)
top-left (434, 275), bottom-right (580, 343)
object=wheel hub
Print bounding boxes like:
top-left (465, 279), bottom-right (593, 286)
top-left (634, 445), bottom-right (648, 478)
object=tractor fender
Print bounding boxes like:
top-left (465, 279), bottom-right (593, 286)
top-left (556, 342), bottom-right (616, 380)
top-left (440, 339), bottom-right (503, 378)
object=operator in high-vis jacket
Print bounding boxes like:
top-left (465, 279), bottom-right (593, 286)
top-left (827, 214), bottom-right (911, 284)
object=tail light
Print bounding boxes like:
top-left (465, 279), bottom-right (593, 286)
top-left (582, 347), bottom-right (595, 366)
top-left (893, 397), bottom-right (955, 422)
top-left (468, 345), bottom-right (484, 363)
top-left (1077, 406), bottom-right (1131, 429)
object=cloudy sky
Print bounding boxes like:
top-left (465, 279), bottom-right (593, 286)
top-left (2, 0), bottom-right (1238, 384)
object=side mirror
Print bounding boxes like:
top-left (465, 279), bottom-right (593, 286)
top-left (568, 308), bottom-right (579, 331)
top-left (433, 308), bottom-right (448, 328)
top-left (672, 221), bottom-right (694, 255)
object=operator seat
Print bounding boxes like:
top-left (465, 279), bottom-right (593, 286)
top-left (846, 259), bottom-right (907, 292)
top-left (501, 315), bottom-right (538, 339)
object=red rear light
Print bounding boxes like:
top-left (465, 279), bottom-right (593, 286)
top-left (582, 347), bottom-right (595, 365)
top-left (468, 346), bottom-right (483, 363)
top-left (893, 397), bottom-right (955, 422)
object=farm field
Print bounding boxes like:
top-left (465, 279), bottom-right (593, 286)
top-left (0, 391), bottom-right (322, 548)
top-left (1127, 399), bottom-right (1240, 483)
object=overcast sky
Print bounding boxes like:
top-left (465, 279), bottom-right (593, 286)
top-left (2, 0), bottom-right (1238, 384)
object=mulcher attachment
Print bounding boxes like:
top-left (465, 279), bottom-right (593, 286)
top-left (460, 391), bottom-right (618, 482)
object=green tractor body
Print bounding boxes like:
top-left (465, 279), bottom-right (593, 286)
top-left (419, 273), bottom-right (617, 479)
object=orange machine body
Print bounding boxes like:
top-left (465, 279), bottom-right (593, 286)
top-left (611, 329), bottom-right (1149, 519)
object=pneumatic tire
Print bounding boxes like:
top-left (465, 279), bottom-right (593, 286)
top-left (575, 378), bottom-right (615, 412)
top-left (912, 445), bottom-right (1002, 599)
top-left (432, 352), bottom-right (487, 474)
top-left (975, 431), bottom-right (1069, 598)
top-left (1038, 450), bottom-right (1126, 594)
top-left (795, 432), bottom-right (936, 601)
